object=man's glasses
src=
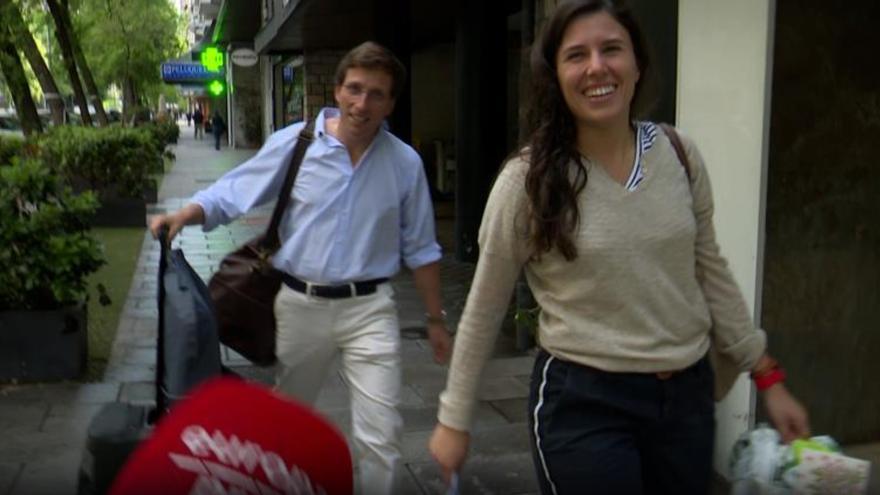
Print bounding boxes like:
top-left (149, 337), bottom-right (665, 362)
top-left (342, 83), bottom-right (390, 104)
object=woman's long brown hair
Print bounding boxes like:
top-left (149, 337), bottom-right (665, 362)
top-left (522, 0), bottom-right (652, 261)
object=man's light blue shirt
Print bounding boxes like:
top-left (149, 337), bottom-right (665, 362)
top-left (191, 108), bottom-right (441, 284)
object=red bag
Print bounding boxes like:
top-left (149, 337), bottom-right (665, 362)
top-left (109, 377), bottom-right (353, 495)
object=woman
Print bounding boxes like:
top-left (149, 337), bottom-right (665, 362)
top-left (429, 1), bottom-right (810, 493)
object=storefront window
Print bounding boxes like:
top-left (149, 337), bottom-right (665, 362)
top-left (276, 57), bottom-right (303, 127)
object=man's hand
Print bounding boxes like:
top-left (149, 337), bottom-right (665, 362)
top-left (762, 383), bottom-right (810, 443)
top-left (427, 322), bottom-right (452, 364)
top-left (148, 203), bottom-right (205, 243)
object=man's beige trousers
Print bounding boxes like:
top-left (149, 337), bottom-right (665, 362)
top-left (274, 283), bottom-right (402, 495)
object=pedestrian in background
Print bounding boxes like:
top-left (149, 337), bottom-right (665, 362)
top-left (211, 110), bottom-right (226, 150)
top-left (150, 41), bottom-right (452, 495)
top-left (185, 111), bottom-right (191, 127)
top-left (429, 1), bottom-right (810, 493)
top-left (192, 107), bottom-right (203, 139)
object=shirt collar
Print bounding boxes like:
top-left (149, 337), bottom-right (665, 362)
top-left (315, 107), bottom-right (337, 138)
top-left (315, 107), bottom-right (391, 140)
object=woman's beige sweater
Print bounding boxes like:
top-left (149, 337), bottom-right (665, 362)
top-left (437, 129), bottom-right (766, 432)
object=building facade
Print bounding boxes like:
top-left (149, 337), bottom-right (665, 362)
top-left (185, 0), bottom-right (879, 477)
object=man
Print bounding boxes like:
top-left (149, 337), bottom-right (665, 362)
top-left (211, 110), bottom-right (225, 150)
top-left (149, 41), bottom-right (451, 495)
top-left (192, 107), bottom-right (204, 139)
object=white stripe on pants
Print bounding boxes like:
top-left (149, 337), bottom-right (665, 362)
top-left (273, 283), bottom-right (402, 495)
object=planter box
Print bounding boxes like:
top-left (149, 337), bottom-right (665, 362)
top-left (93, 196), bottom-right (148, 227)
top-left (0, 306), bottom-right (88, 381)
top-left (72, 178), bottom-right (155, 227)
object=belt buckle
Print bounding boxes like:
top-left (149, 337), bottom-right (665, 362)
top-left (348, 282), bottom-right (357, 297)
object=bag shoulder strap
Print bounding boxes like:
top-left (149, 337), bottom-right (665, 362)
top-left (263, 119), bottom-right (316, 249)
top-left (658, 123), bottom-right (692, 183)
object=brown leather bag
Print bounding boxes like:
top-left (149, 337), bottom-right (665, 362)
top-left (208, 121), bottom-right (315, 366)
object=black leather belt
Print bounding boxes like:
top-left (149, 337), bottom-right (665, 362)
top-left (281, 273), bottom-right (389, 299)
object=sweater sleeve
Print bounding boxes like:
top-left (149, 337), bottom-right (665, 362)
top-left (679, 132), bottom-right (766, 377)
top-left (437, 157), bottom-right (532, 431)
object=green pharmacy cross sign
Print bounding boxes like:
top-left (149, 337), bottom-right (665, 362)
top-left (208, 80), bottom-right (226, 96)
top-left (200, 47), bottom-right (224, 72)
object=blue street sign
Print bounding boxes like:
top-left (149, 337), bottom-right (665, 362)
top-left (161, 62), bottom-right (224, 83)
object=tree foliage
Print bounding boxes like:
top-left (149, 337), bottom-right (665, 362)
top-left (75, 0), bottom-right (183, 114)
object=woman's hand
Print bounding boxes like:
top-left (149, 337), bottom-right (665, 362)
top-left (428, 423), bottom-right (470, 484)
top-left (762, 383), bottom-right (810, 443)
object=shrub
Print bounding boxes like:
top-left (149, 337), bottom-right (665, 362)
top-left (0, 159), bottom-right (105, 310)
top-left (142, 120), bottom-right (180, 146)
top-left (37, 125), bottom-right (164, 198)
top-left (0, 135), bottom-right (25, 166)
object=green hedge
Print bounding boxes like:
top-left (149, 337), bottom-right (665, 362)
top-left (37, 125), bottom-right (164, 198)
top-left (0, 159), bottom-right (104, 310)
top-left (144, 120), bottom-right (180, 146)
top-left (0, 135), bottom-right (25, 166)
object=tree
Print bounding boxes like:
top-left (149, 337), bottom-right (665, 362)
top-left (58, 0), bottom-right (107, 125)
top-left (0, 4), bottom-right (43, 135)
top-left (3, 0), bottom-right (65, 126)
top-left (76, 0), bottom-right (182, 121)
top-left (45, 0), bottom-right (91, 126)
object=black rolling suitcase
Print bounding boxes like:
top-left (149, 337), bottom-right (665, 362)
top-left (77, 230), bottom-right (223, 494)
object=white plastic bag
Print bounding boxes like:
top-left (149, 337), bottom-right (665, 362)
top-left (729, 424), bottom-right (871, 495)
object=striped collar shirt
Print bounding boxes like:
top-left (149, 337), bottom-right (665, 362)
top-left (623, 121), bottom-right (659, 191)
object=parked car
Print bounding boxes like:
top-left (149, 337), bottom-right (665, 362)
top-left (0, 115), bottom-right (24, 138)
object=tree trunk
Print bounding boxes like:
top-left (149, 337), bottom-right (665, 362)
top-left (45, 0), bottom-right (91, 126)
top-left (0, 23), bottom-right (43, 136)
top-left (59, 0), bottom-right (108, 126)
top-left (3, 2), bottom-right (65, 126)
top-left (122, 76), bottom-right (138, 125)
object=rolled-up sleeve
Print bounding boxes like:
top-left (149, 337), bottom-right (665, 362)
top-left (682, 133), bottom-right (766, 375)
top-left (191, 124), bottom-right (301, 231)
top-left (399, 153), bottom-right (442, 269)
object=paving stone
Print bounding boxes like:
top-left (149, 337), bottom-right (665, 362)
top-left (117, 381), bottom-right (155, 405)
top-left (115, 347), bottom-right (156, 366)
top-left (0, 383), bottom-right (117, 405)
top-left (400, 430), bottom-right (433, 464)
top-left (0, 402), bottom-right (48, 432)
top-left (101, 366), bottom-right (156, 384)
top-left (467, 422), bottom-right (533, 458)
top-left (408, 452), bottom-right (537, 495)
top-left (488, 398), bottom-right (530, 424)
top-left (399, 384), bottom-right (428, 408)
top-left (477, 376), bottom-right (530, 401)
top-left (11, 452), bottom-right (82, 495)
top-left (314, 381), bottom-right (351, 410)
top-left (0, 428), bottom-right (85, 464)
top-left (400, 401), bottom-right (507, 434)
top-left (41, 403), bottom-right (104, 436)
top-left (227, 365), bottom-right (275, 385)
top-left (483, 356), bottom-right (535, 379)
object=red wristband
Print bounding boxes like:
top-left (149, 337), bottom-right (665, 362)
top-left (753, 366), bottom-right (786, 391)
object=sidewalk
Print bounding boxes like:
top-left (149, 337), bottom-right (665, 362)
top-left (3, 123), bottom-right (875, 494)
top-left (0, 123), bottom-right (538, 495)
